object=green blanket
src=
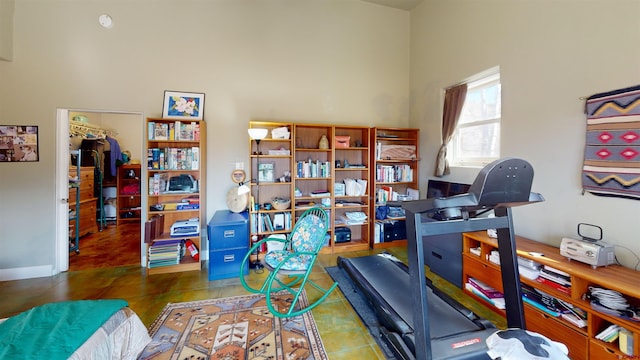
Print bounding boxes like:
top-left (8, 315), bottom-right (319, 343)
top-left (0, 299), bottom-right (128, 359)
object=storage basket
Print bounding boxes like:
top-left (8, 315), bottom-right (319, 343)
top-left (271, 198), bottom-right (291, 210)
top-left (335, 136), bottom-right (350, 148)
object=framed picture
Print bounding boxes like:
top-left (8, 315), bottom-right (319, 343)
top-left (162, 91), bottom-right (205, 120)
top-left (0, 125), bottom-right (39, 162)
top-left (258, 162), bottom-right (275, 183)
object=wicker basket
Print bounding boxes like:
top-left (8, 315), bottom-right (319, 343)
top-left (271, 198), bottom-right (291, 210)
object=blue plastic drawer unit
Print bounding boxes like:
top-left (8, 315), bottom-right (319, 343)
top-left (208, 210), bottom-right (249, 280)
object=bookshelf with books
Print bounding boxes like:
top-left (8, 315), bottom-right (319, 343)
top-left (248, 121), bottom-right (294, 262)
top-left (462, 231), bottom-right (640, 360)
top-left (292, 123), bottom-right (334, 254)
top-left (145, 117), bottom-right (206, 275)
top-left (370, 127), bottom-right (419, 248)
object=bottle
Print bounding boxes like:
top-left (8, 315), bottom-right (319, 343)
top-left (318, 135), bottom-right (329, 149)
top-left (185, 240), bottom-right (199, 261)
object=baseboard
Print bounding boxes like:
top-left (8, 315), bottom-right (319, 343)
top-left (0, 265), bottom-right (53, 281)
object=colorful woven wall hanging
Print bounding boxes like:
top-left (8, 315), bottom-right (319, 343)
top-left (583, 84), bottom-right (640, 199)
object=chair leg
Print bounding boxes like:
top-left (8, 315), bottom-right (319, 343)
top-left (264, 273), bottom-right (339, 318)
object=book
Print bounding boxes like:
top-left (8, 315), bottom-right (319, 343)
top-left (467, 277), bottom-right (504, 299)
top-left (465, 283), bottom-right (505, 309)
top-left (536, 276), bottom-right (571, 295)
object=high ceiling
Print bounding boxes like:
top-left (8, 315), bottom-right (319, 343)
top-left (360, 0), bottom-right (424, 11)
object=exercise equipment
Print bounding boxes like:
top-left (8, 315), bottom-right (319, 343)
top-left (339, 158), bottom-right (545, 359)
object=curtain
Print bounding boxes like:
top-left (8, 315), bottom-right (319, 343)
top-left (435, 84), bottom-right (467, 177)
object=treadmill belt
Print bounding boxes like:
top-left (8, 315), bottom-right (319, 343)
top-left (343, 255), bottom-right (481, 338)
top-left (339, 253), bottom-right (495, 359)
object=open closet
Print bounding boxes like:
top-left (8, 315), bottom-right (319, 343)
top-left (66, 111), bottom-right (143, 270)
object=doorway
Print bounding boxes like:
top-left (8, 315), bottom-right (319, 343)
top-left (55, 109), bottom-right (145, 273)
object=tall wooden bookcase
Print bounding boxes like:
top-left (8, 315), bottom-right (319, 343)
top-left (247, 122), bottom-right (418, 257)
top-left (332, 125), bottom-right (371, 253)
top-left (370, 127), bottom-right (420, 248)
top-left (145, 117), bottom-right (206, 275)
top-left (247, 121), bottom-right (295, 261)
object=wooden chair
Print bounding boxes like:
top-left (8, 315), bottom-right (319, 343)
top-left (240, 207), bottom-right (337, 317)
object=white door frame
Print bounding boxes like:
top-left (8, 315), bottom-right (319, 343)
top-left (54, 108), bottom-right (145, 275)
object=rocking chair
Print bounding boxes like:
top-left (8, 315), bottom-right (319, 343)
top-left (239, 207), bottom-right (338, 318)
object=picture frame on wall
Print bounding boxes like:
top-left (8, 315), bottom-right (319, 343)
top-left (162, 90), bottom-right (205, 120)
top-left (0, 125), bottom-right (39, 162)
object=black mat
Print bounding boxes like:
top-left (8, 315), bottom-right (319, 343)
top-left (326, 266), bottom-right (397, 359)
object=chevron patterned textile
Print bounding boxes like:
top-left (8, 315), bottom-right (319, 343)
top-left (583, 84), bottom-right (640, 199)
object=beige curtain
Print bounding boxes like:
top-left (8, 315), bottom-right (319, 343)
top-left (435, 84), bottom-right (467, 177)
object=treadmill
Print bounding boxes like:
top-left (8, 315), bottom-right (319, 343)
top-left (338, 158), bottom-right (545, 360)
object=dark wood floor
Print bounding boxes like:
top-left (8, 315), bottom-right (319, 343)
top-left (69, 221), bottom-right (142, 271)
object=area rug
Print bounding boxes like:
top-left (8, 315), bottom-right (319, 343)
top-left (138, 291), bottom-right (328, 360)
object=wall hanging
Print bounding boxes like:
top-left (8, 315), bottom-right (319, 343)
top-left (583, 84), bottom-right (640, 199)
top-left (0, 125), bottom-right (39, 162)
top-left (162, 90), bottom-right (205, 120)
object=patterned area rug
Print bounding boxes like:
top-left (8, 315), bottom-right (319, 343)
top-left (138, 292), bottom-right (328, 360)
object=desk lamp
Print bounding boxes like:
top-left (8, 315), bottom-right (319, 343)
top-left (248, 128), bottom-right (268, 270)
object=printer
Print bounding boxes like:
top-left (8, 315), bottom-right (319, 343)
top-left (171, 218), bottom-right (200, 237)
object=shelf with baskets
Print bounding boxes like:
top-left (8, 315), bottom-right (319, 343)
top-left (144, 117), bottom-right (206, 275)
top-left (462, 231), bottom-right (640, 360)
top-left (370, 127), bottom-right (420, 248)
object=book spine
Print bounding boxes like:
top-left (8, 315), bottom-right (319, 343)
top-left (536, 277), bottom-right (571, 295)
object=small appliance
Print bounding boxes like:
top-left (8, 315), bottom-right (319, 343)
top-left (170, 218), bottom-right (200, 237)
top-left (559, 223), bottom-right (614, 268)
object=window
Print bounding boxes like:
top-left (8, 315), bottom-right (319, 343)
top-left (448, 70), bottom-right (501, 167)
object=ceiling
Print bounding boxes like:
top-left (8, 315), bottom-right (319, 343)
top-left (360, 0), bottom-right (424, 11)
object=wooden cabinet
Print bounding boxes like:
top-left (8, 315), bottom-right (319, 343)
top-left (370, 127), bottom-right (419, 248)
top-left (248, 121), bottom-right (294, 258)
top-left (145, 118), bottom-right (206, 275)
top-left (462, 231), bottom-right (640, 360)
top-left (69, 165), bottom-right (98, 239)
top-left (117, 164), bottom-right (141, 225)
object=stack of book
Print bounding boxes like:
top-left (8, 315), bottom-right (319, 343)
top-left (596, 324), bottom-right (622, 342)
top-left (536, 265), bottom-right (571, 295)
top-left (521, 284), bottom-right (587, 327)
top-left (148, 239), bottom-right (182, 268)
top-left (465, 277), bottom-right (505, 309)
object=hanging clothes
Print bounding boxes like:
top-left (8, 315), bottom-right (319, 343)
top-left (106, 136), bottom-right (122, 177)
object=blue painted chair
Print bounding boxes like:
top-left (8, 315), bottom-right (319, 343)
top-left (240, 207), bottom-right (337, 317)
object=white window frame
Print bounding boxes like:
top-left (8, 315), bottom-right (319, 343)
top-left (448, 69), bottom-right (501, 168)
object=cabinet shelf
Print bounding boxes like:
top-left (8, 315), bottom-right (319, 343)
top-left (463, 231), bottom-right (640, 359)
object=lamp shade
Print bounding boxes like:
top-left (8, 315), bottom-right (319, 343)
top-left (248, 128), bottom-right (268, 140)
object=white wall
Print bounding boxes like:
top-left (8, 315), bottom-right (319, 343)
top-left (410, 0), bottom-right (640, 269)
top-left (0, 0), bottom-right (14, 61)
top-left (0, 0), bottom-right (409, 278)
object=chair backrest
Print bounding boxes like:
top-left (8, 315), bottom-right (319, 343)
top-left (290, 207), bottom-right (329, 254)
